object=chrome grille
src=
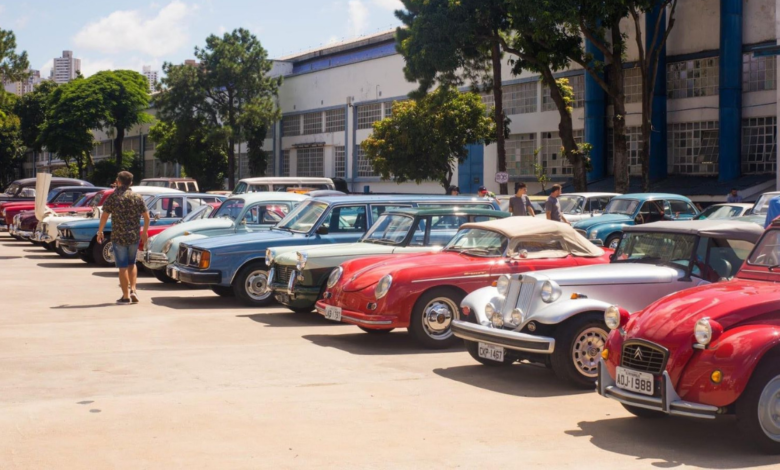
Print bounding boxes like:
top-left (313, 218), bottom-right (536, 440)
top-left (621, 342), bottom-right (668, 374)
top-left (276, 265), bottom-right (295, 285)
top-left (500, 277), bottom-right (536, 326)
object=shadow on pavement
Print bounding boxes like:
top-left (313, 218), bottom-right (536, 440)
top-left (433, 364), bottom-right (588, 398)
top-left (0, 256), bottom-right (22, 260)
top-left (25, 254), bottom-right (61, 260)
top-left (151, 295), bottom-right (242, 309)
top-left (51, 303), bottom-right (119, 309)
top-left (23, 248), bottom-right (48, 253)
top-left (135, 281), bottom-right (192, 291)
top-left (303, 331), bottom-right (465, 355)
top-left (240, 312), bottom-right (347, 328)
top-left (2, 243), bottom-right (25, 247)
top-left (567, 417), bottom-right (779, 468)
top-left (37, 262), bottom-right (94, 269)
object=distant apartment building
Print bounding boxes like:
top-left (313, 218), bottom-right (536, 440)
top-left (3, 69), bottom-right (42, 96)
top-left (51, 51), bottom-right (81, 84)
top-left (142, 65), bottom-right (158, 93)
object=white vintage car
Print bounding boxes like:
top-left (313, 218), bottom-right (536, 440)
top-left (451, 220), bottom-right (763, 388)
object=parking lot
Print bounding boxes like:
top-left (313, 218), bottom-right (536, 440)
top-left (0, 235), bottom-right (777, 469)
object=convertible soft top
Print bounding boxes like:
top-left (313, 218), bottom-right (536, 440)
top-left (624, 220), bottom-right (763, 243)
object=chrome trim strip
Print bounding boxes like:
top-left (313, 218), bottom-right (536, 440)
top-left (411, 274), bottom-right (492, 283)
top-left (314, 304), bottom-right (393, 325)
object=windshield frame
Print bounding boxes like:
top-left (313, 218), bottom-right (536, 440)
top-left (745, 228), bottom-right (780, 268)
top-left (612, 230), bottom-right (699, 278)
top-left (276, 200), bottom-right (330, 234)
top-left (360, 213), bottom-right (417, 246)
top-left (750, 193), bottom-right (780, 216)
top-left (557, 195), bottom-right (586, 214)
top-left (443, 227), bottom-right (508, 258)
top-left (603, 198), bottom-right (641, 216)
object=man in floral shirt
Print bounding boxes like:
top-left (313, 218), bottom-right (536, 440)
top-left (97, 171), bottom-right (150, 305)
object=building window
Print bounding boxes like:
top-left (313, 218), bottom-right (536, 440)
top-left (606, 127), bottom-right (643, 176)
top-left (481, 92), bottom-right (495, 112)
top-left (282, 115), bottom-right (300, 136)
top-left (357, 103), bottom-right (383, 130)
top-left (668, 121), bottom-right (720, 175)
top-left (266, 152), bottom-right (275, 176)
top-left (122, 136), bottom-right (141, 155)
top-left (742, 117), bottom-right (777, 174)
top-left (667, 57), bottom-right (719, 99)
top-left (143, 136), bottom-right (155, 151)
top-left (542, 74), bottom-right (584, 111)
top-left (94, 141), bottom-right (112, 156)
top-left (296, 147), bottom-right (324, 177)
top-left (504, 82), bottom-right (537, 115)
top-left (282, 150), bottom-right (290, 176)
top-left (623, 67), bottom-right (642, 104)
top-left (505, 133), bottom-right (537, 176)
top-left (238, 152), bottom-right (250, 179)
top-left (540, 129), bottom-right (583, 176)
top-left (334, 146), bottom-right (346, 178)
top-left (302, 111), bottom-right (323, 135)
top-left (325, 109), bottom-right (346, 133)
top-left (266, 124), bottom-right (274, 139)
top-left (743, 54), bottom-right (776, 92)
top-left (356, 146), bottom-right (377, 177)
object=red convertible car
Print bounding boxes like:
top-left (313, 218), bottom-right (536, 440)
top-left (598, 219), bottom-right (780, 453)
top-left (316, 217), bottom-right (612, 348)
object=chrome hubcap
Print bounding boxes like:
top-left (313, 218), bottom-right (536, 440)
top-left (102, 241), bottom-right (114, 264)
top-left (572, 327), bottom-right (607, 378)
top-left (758, 376), bottom-right (780, 442)
top-left (422, 297), bottom-right (456, 340)
top-left (245, 270), bottom-right (271, 301)
top-left (61, 245), bottom-right (78, 255)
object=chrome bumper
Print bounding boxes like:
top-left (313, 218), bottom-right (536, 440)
top-left (0, 224), bottom-right (8, 231)
top-left (16, 230), bottom-right (33, 239)
top-left (32, 231), bottom-right (53, 242)
top-left (139, 250), bottom-right (169, 269)
top-left (451, 319), bottom-right (555, 354)
top-left (597, 359), bottom-right (719, 419)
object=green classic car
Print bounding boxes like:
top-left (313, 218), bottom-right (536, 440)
top-left (267, 207), bottom-right (510, 312)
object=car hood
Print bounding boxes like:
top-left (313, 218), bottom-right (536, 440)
top-left (185, 228), bottom-right (298, 250)
top-left (735, 214), bottom-right (765, 225)
top-left (60, 218), bottom-right (101, 230)
top-left (277, 242), bottom-right (395, 265)
top-left (525, 262), bottom-right (679, 286)
top-left (151, 218), bottom-right (235, 250)
top-left (573, 214), bottom-right (632, 230)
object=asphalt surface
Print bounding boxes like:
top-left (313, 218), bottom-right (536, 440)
top-left (0, 234), bottom-right (778, 469)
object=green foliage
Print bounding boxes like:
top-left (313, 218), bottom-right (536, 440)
top-left (14, 80), bottom-right (58, 152)
top-left (52, 163), bottom-right (79, 178)
top-left (555, 78), bottom-right (575, 114)
top-left (361, 87), bottom-right (495, 191)
top-left (0, 99), bottom-right (24, 186)
top-left (533, 161), bottom-right (550, 195)
top-left (0, 28), bottom-right (30, 84)
top-left (89, 151), bottom-right (143, 187)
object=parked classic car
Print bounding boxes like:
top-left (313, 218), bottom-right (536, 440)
top-left (315, 217), bottom-right (613, 349)
top-left (58, 192), bottom-right (224, 266)
top-left (598, 220), bottom-right (780, 453)
top-left (1, 181), bottom-right (95, 233)
top-left (267, 207), bottom-right (510, 313)
top-left (166, 195), bottom-right (500, 305)
top-left (737, 191), bottom-right (780, 225)
top-left (453, 220), bottom-right (763, 387)
top-left (231, 177), bottom-right (337, 194)
top-left (140, 192), bottom-right (307, 282)
top-left (694, 203), bottom-right (753, 220)
top-left (573, 193), bottom-right (700, 249)
top-left (139, 177), bottom-right (199, 192)
top-left (533, 192), bottom-right (620, 223)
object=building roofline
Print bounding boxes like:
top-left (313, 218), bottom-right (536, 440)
top-left (275, 29), bottom-right (396, 63)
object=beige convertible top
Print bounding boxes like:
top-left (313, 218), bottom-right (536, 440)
top-left (459, 217), bottom-right (605, 258)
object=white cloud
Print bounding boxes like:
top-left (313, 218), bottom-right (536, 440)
top-left (372, 0), bottom-right (403, 11)
top-left (347, 0), bottom-right (369, 37)
top-left (39, 59), bottom-right (53, 79)
top-left (14, 15), bottom-right (29, 29)
top-left (80, 58), bottom-right (119, 77)
top-left (73, 1), bottom-right (195, 57)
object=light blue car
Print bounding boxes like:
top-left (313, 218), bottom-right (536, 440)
top-left (573, 193), bottom-right (699, 249)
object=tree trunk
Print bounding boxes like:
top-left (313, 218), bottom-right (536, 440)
top-left (113, 128), bottom-right (125, 176)
top-left (491, 37), bottom-right (507, 195)
top-left (610, 27), bottom-right (630, 194)
top-left (542, 70), bottom-right (587, 191)
top-left (227, 93), bottom-right (236, 190)
top-left (640, 113), bottom-right (652, 192)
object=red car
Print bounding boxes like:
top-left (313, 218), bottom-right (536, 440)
top-left (3, 186), bottom-right (102, 238)
top-left (315, 218), bottom-right (612, 348)
top-left (598, 219), bottom-right (780, 453)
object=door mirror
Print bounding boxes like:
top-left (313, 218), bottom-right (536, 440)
top-left (151, 210), bottom-right (161, 221)
top-left (316, 225), bottom-right (329, 235)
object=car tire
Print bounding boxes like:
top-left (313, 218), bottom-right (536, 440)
top-left (152, 269), bottom-right (178, 284)
top-left (210, 285), bottom-right (235, 297)
top-left (358, 326), bottom-right (395, 334)
top-left (605, 234), bottom-right (622, 250)
top-left (464, 339), bottom-right (513, 366)
top-left (233, 261), bottom-right (274, 306)
top-left (55, 244), bottom-right (80, 259)
top-left (78, 250), bottom-right (94, 263)
top-left (408, 287), bottom-right (463, 349)
top-left (551, 313), bottom-right (609, 388)
top-left (43, 242), bottom-right (55, 251)
top-left (91, 237), bottom-right (114, 267)
top-left (736, 355), bottom-right (780, 453)
top-left (621, 404), bottom-right (666, 419)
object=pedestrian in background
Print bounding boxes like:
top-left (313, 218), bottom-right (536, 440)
top-left (478, 185), bottom-right (496, 198)
top-left (545, 184), bottom-right (569, 224)
top-left (727, 188), bottom-right (743, 203)
top-left (448, 185), bottom-right (460, 196)
top-left (97, 171), bottom-right (150, 305)
top-left (509, 182), bottom-right (535, 217)
top-left (765, 195), bottom-right (780, 228)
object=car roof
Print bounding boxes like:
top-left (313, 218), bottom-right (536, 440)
top-left (624, 220), bottom-right (764, 242)
top-left (238, 177), bottom-right (333, 183)
top-left (141, 178), bottom-right (196, 181)
top-left (12, 177), bottom-right (92, 186)
top-left (309, 195), bottom-right (495, 204)
top-left (612, 193), bottom-right (692, 201)
top-left (131, 187), bottom-right (184, 195)
top-left (564, 192), bottom-right (621, 197)
top-left (225, 193), bottom-right (309, 203)
top-left (708, 203), bottom-right (753, 208)
top-left (384, 208), bottom-right (510, 217)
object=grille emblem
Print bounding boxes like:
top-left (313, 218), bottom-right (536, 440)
top-left (634, 348), bottom-right (643, 360)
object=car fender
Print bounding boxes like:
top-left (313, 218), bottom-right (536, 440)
top-left (165, 233), bottom-right (209, 263)
top-left (460, 286), bottom-right (503, 324)
top-left (528, 298), bottom-right (615, 326)
top-left (229, 253), bottom-right (267, 285)
top-left (589, 222), bottom-right (627, 242)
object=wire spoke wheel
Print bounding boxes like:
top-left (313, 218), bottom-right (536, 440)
top-left (571, 326), bottom-right (607, 378)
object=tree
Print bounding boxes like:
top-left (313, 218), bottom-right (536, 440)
top-left (89, 150), bottom-right (143, 187)
top-left (39, 78), bottom-right (95, 178)
top-left (361, 87), bottom-right (495, 192)
top-left (14, 80), bottom-right (58, 152)
top-left (0, 99), bottom-right (24, 186)
top-left (0, 28), bottom-right (30, 87)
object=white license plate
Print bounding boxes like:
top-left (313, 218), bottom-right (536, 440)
top-left (478, 342), bottom-right (505, 362)
top-left (324, 306), bottom-right (342, 321)
top-left (615, 366), bottom-right (654, 396)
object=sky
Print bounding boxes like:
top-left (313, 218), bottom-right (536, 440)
top-left (0, 0), bottom-right (404, 78)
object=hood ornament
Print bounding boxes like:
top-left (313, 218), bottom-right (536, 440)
top-left (634, 348), bottom-right (643, 361)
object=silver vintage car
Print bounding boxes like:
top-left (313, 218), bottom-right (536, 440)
top-left (451, 220), bottom-right (763, 388)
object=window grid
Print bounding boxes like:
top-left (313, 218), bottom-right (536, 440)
top-left (667, 57), bottom-right (719, 99)
top-left (282, 115), bottom-right (301, 136)
top-left (325, 109), bottom-right (346, 133)
top-left (296, 147), bottom-right (324, 177)
top-left (606, 127), bottom-right (643, 176)
top-left (504, 82), bottom-right (537, 115)
top-left (282, 150), bottom-right (290, 176)
top-left (743, 54), bottom-right (776, 92)
top-left (266, 152), bottom-right (275, 176)
top-left (302, 112), bottom-right (324, 135)
top-left (356, 146), bottom-right (376, 177)
top-left (334, 146), bottom-right (346, 178)
top-left (542, 74), bottom-right (584, 111)
top-left (505, 133), bottom-right (537, 176)
top-left (667, 121), bottom-right (720, 175)
top-left (541, 129), bottom-right (583, 176)
top-left (384, 100), bottom-right (405, 118)
top-left (143, 137), bottom-right (155, 151)
top-left (357, 103), bottom-right (383, 130)
top-left (122, 137), bottom-right (141, 154)
top-left (623, 67), bottom-right (642, 104)
top-left (742, 117), bottom-right (777, 174)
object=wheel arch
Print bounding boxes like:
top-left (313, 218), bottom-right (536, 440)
top-left (230, 256), bottom-right (266, 285)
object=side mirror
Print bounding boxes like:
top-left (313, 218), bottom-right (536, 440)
top-left (151, 211), bottom-right (161, 221)
top-left (316, 225), bottom-right (329, 235)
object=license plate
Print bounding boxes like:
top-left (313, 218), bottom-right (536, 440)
top-left (324, 306), bottom-right (342, 321)
top-left (478, 342), bottom-right (505, 362)
top-left (615, 366), bottom-right (654, 396)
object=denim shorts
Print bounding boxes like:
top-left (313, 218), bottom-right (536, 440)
top-left (112, 243), bottom-right (137, 269)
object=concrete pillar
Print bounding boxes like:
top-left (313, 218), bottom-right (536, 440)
top-left (776, 0), bottom-right (780, 189)
top-left (719, 0), bottom-right (743, 181)
top-left (585, 40), bottom-right (606, 181)
top-left (647, 4), bottom-right (668, 181)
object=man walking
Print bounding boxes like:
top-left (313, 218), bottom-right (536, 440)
top-left (726, 188), bottom-right (743, 203)
top-left (509, 182), bottom-right (535, 217)
top-left (97, 171), bottom-right (150, 305)
top-left (545, 184), bottom-right (569, 224)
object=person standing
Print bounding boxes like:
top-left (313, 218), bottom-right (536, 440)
top-left (448, 185), bottom-right (460, 196)
top-left (97, 171), bottom-right (150, 305)
top-left (545, 184), bottom-right (569, 224)
top-left (477, 185), bottom-right (496, 198)
top-left (509, 182), bottom-right (535, 217)
top-left (726, 188), bottom-right (743, 203)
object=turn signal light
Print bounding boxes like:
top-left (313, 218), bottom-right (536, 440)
top-left (711, 370), bottom-right (723, 384)
top-left (198, 251), bottom-right (211, 269)
top-left (461, 306), bottom-right (471, 317)
top-left (601, 348), bottom-right (610, 360)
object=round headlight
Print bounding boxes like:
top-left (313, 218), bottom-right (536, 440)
top-left (491, 309), bottom-right (504, 328)
top-left (694, 318), bottom-right (713, 345)
top-left (296, 252), bottom-right (308, 271)
top-left (511, 308), bottom-right (523, 325)
top-left (484, 302), bottom-right (495, 317)
top-left (540, 280), bottom-right (561, 303)
top-left (375, 274), bottom-right (393, 299)
top-left (327, 266), bottom-right (343, 288)
top-left (496, 274), bottom-right (511, 296)
top-left (589, 231), bottom-right (598, 240)
top-left (162, 240), bottom-right (173, 254)
top-left (604, 305), bottom-right (621, 330)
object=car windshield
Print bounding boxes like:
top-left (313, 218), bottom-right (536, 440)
top-left (73, 194), bottom-right (93, 207)
top-left (213, 199), bottom-right (245, 221)
top-left (3, 183), bottom-right (20, 195)
top-left (46, 190), bottom-right (62, 203)
top-left (604, 198), bottom-right (640, 215)
top-left (362, 214), bottom-right (415, 245)
top-left (750, 193), bottom-right (780, 215)
top-left (444, 228), bottom-right (507, 257)
top-left (747, 229), bottom-right (780, 267)
top-left (695, 205), bottom-right (744, 220)
top-left (181, 205), bottom-right (211, 222)
top-left (276, 200), bottom-right (328, 233)
top-left (558, 195), bottom-right (585, 213)
top-left (614, 232), bottom-right (697, 269)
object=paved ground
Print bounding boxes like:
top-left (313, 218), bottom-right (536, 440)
top-left (0, 234), bottom-right (778, 470)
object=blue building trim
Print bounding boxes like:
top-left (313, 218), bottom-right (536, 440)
top-left (584, 41), bottom-right (606, 181)
top-left (666, 49), bottom-right (720, 63)
top-left (351, 104), bottom-right (358, 183)
top-left (290, 41), bottom-right (397, 76)
top-left (647, 5), bottom-right (668, 182)
top-left (553, 70), bottom-right (585, 79)
top-left (719, 0), bottom-right (742, 182)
